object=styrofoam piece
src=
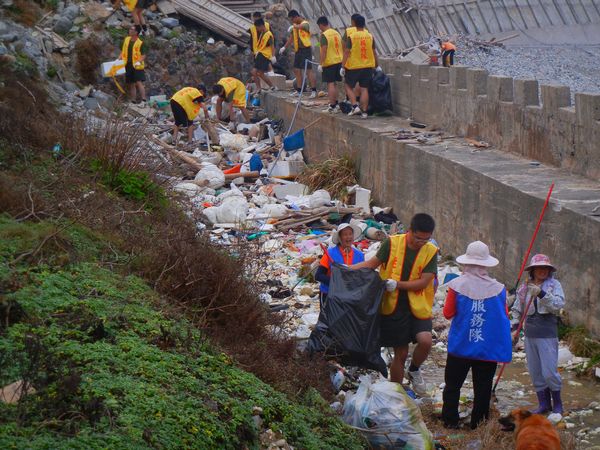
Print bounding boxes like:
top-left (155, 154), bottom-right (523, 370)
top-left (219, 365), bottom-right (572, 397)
top-left (101, 59), bottom-right (125, 78)
top-left (354, 186), bottom-right (371, 213)
top-left (273, 183), bottom-right (308, 200)
top-left (267, 160), bottom-right (305, 177)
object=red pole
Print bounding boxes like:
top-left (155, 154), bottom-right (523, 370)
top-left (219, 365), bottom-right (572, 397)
top-left (493, 181), bottom-right (555, 394)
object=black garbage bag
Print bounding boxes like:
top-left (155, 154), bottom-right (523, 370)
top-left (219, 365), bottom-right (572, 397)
top-left (308, 264), bottom-right (387, 376)
top-left (368, 71), bottom-right (393, 115)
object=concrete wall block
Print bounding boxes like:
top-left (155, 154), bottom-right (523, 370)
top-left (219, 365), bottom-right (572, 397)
top-left (541, 84), bottom-right (571, 112)
top-left (575, 92), bottom-right (600, 126)
top-left (466, 68), bottom-right (488, 97)
top-left (487, 76), bottom-right (513, 102)
top-left (396, 60), bottom-right (412, 75)
top-left (431, 66), bottom-right (450, 85)
top-left (514, 79), bottom-right (539, 106)
top-left (449, 65), bottom-right (467, 90)
top-left (418, 63), bottom-right (432, 81)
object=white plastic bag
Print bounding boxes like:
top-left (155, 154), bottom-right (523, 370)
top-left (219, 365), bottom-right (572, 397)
top-left (195, 162), bottom-right (225, 190)
top-left (260, 203), bottom-right (288, 219)
top-left (342, 376), bottom-right (434, 450)
top-left (173, 182), bottom-right (202, 197)
top-left (308, 189), bottom-right (331, 208)
top-left (219, 133), bottom-right (249, 151)
top-left (217, 196), bottom-right (248, 223)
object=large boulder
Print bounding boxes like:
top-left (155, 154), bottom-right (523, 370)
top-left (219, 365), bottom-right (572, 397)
top-left (53, 16), bottom-right (73, 35)
top-left (62, 4), bottom-right (80, 21)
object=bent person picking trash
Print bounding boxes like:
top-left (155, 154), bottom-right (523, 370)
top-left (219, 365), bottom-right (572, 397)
top-left (352, 213), bottom-right (437, 396)
top-left (170, 85), bottom-right (209, 146)
top-left (212, 77), bottom-right (251, 130)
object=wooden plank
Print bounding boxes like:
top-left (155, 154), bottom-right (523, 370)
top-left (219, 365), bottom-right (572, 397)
top-left (156, 0), bottom-right (177, 15)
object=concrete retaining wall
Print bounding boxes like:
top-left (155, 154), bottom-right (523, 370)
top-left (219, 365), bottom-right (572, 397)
top-left (263, 93), bottom-right (600, 337)
top-left (379, 58), bottom-right (600, 181)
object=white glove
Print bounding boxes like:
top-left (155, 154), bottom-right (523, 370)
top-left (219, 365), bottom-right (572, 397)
top-left (279, 47), bottom-right (286, 55)
top-left (385, 279), bottom-right (397, 292)
top-left (339, 67), bottom-right (345, 77)
top-left (375, 66), bottom-right (383, 72)
top-left (527, 283), bottom-right (541, 299)
top-left (288, 25), bottom-right (294, 33)
top-left (317, 64), bottom-right (323, 73)
top-left (270, 56), bottom-right (277, 64)
top-left (134, 61), bottom-right (142, 68)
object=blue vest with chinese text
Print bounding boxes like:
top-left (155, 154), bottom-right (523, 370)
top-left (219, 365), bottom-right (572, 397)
top-left (447, 289), bottom-right (512, 363)
top-left (320, 246), bottom-right (364, 294)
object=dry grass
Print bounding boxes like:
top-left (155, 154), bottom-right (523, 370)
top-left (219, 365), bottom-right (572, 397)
top-left (421, 404), bottom-right (576, 450)
top-left (7, 0), bottom-right (42, 26)
top-left (74, 38), bottom-right (103, 85)
top-left (297, 155), bottom-right (358, 200)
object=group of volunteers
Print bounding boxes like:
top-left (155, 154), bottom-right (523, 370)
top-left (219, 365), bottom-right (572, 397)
top-left (318, 213), bottom-right (566, 430)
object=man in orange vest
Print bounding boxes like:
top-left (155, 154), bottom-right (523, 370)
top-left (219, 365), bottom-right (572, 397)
top-left (112, 0), bottom-right (150, 35)
top-left (352, 213), bottom-right (438, 396)
top-left (120, 25), bottom-right (146, 103)
top-left (340, 15), bottom-right (381, 119)
top-left (440, 39), bottom-right (456, 67)
top-left (316, 16), bottom-right (343, 113)
top-left (279, 9), bottom-right (317, 98)
top-left (170, 85), bottom-right (209, 145)
top-left (251, 18), bottom-right (277, 93)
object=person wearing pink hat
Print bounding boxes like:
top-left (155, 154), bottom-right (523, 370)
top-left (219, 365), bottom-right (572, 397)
top-left (511, 254), bottom-right (565, 415)
top-left (441, 241), bottom-right (512, 429)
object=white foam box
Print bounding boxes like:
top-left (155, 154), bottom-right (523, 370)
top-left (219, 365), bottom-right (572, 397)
top-left (273, 182), bottom-right (308, 200)
top-left (266, 73), bottom-right (288, 90)
top-left (268, 160), bottom-right (305, 177)
top-left (101, 59), bottom-right (125, 78)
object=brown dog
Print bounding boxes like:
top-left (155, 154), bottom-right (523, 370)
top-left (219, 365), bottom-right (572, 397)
top-left (499, 408), bottom-right (561, 450)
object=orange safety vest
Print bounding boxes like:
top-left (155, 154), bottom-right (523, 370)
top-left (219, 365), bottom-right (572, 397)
top-left (292, 20), bottom-right (311, 51)
top-left (250, 21), bottom-right (270, 53)
top-left (442, 41), bottom-right (456, 51)
top-left (121, 36), bottom-right (145, 70)
top-left (321, 28), bottom-right (343, 67)
top-left (345, 29), bottom-right (375, 70)
top-left (379, 234), bottom-right (438, 319)
top-left (123, 0), bottom-right (138, 11)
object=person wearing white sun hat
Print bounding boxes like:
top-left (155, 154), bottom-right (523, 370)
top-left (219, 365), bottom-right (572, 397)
top-left (314, 223), bottom-right (364, 311)
top-left (511, 254), bottom-right (565, 416)
top-left (442, 241), bottom-right (511, 430)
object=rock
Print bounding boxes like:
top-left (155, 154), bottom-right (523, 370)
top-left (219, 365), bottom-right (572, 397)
top-left (0, 43), bottom-right (6, 56)
top-left (62, 4), bottom-right (80, 21)
top-left (53, 17), bottom-right (73, 35)
top-left (1, 0), bottom-right (14, 7)
top-left (160, 28), bottom-right (171, 39)
top-left (93, 90), bottom-right (115, 109)
top-left (160, 17), bottom-right (179, 28)
top-left (105, 15), bottom-right (122, 27)
top-left (73, 16), bottom-right (87, 26)
top-left (83, 97), bottom-right (100, 110)
top-left (0, 33), bottom-right (19, 43)
top-left (0, 20), bottom-right (9, 34)
top-left (227, 44), bottom-right (238, 56)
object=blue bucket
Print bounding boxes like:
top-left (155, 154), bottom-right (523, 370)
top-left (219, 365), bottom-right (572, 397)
top-left (283, 129), bottom-right (305, 152)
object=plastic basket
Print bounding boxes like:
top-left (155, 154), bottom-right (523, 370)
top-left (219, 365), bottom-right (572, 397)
top-left (283, 129), bottom-right (305, 152)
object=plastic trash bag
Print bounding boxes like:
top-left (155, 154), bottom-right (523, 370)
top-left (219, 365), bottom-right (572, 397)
top-left (308, 264), bottom-right (387, 376)
top-left (195, 162), bottom-right (225, 190)
top-left (343, 376), bottom-right (434, 450)
top-left (368, 71), bottom-right (393, 115)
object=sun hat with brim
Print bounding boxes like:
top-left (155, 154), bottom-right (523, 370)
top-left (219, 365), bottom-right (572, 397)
top-left (332, 223), bottom-right (362, 245)
top-left (455, 241), bottom-right (499, 267)
top-left (524, 254), bottom-right (556, 271)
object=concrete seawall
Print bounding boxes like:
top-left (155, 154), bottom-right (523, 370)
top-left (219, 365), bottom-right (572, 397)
top-left (378, 58), bottom-right (600, 181)
top-left (263, 93), bottom-right (600, 336)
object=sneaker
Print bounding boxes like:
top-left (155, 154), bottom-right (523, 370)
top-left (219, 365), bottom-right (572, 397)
top-left (348, 105), bottom-right (362, 116)
top-left (309, 90), bottom-right (317, 99)
top-left (407, 369), bottom-right (428, 396)
top-left (289, 90), bottom-right (300, 97)
top-left (269, 86), bottom-right (278, 91)
top-left (326, 104), bottom-right (340, 114)
top-left (360, 112), bottom-right (368, 119)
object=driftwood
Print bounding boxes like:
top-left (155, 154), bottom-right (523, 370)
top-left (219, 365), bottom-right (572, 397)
top-left (274, 206), bottom-right (363, 231)
top-left (150, 135), bottom-right (203, 170)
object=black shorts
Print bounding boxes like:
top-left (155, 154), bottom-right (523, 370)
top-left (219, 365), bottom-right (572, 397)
top-left (137, 0), bottom-right (152, 8)
top-left (170, 99), bottom-right (192, 127)
top-left (380, 311), bottom-right (432, 348)
top-left (293, 47), bottom-right (313, 70)
top-left (254, 53), bottom-right (270, 72)
top-left (345, 68), bottom-right (374, 88)
top-left (125, 67), bottom-right (145, 83)
top-left (322, 63), bottom-right (342, 83)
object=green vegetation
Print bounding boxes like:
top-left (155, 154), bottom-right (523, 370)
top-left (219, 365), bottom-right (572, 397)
top-left (0, 216), bottom-right (364, 449)
top-left (46, 66), bottom-right (57, 78)
top-left (12, 52), bottom-right (36, 77)
top-left (107, 26), bottom-right (128, 45)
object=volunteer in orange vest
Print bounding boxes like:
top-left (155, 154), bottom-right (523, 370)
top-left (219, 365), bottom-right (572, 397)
top-left (340, 15), bottom-right (381, 119)
top-left (279, 10), bottom-right (317, 98)
top-left (251, 18), bottom-right (277, 93)
top-left (120, 25), bottom-right (146, 104)
top-left (440, 39), bottom-right (456, 67)
top-left (170, 85), bottom-right (209, 145)
top-left (249, 11), bottom-right (274, 73)
top-left (212, 77), bottom-right (251, 129)
top-left (112, 0), bottom-right (150, 35)
top-left (316, 16), bottom-right (343, 114)
top-left (352, 213), bottom-right (438, 396)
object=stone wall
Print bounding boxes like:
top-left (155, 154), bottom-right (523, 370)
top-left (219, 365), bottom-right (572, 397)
top-left (379, 58), bottom-right (600, 181)
top-left (263, 93), bottom-right (600, 337)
